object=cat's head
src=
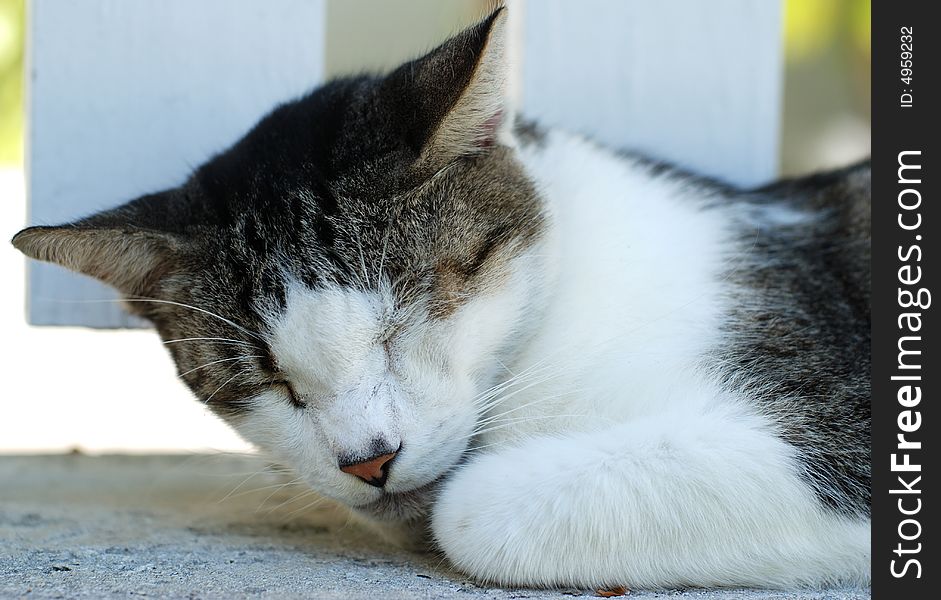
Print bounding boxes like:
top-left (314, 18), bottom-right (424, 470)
top-left (12, 9), bottom-right (547, 521)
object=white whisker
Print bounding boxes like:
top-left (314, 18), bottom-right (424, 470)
top-left (204, 367), bottom-right (251, 403)
top-left (465, 414), bottom-right (595, 442)
top-left (163, 336), bottom-right (259, 349)
top-left (355, 237), bottom-right (371, 289)
top-left (178, 355), bottom-right (263, 378)
top-left (49, 296), bottom-right (269, 343)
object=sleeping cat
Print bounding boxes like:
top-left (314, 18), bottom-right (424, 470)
top-left (12, 8), bottom-right (870, 590)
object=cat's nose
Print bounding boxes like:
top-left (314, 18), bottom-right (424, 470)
top-left (339, 448), bottom-right (398, 487)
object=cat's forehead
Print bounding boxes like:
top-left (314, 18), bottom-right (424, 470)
top-left (188, 148), bottom-right (544, 290)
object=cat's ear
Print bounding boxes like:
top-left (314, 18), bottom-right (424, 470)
top-left (11, 193), bottom-right (185, 297)
top-left (387, 7), bottom-right (511, 173)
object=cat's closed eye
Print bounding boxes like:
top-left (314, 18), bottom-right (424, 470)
top-left (273, 380), bottom-right (303, 408)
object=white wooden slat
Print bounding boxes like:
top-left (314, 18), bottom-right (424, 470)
top-left (25, 0), bottom-right (327, 327)
top-left (519, 0), bottom-right (782, 188)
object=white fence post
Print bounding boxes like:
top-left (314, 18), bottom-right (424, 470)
top-left (519, 0), bottom-right (782, 188)
top-left (25, 0), bottom-right (327, 327)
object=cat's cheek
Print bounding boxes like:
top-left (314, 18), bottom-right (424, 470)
top-left (431, 453), bottom-right (552, 586)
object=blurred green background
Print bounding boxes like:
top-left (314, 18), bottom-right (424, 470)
top-left (0, 0), bottom-right (23, 164)
top-left (0, 0), bottom-right (870, 173)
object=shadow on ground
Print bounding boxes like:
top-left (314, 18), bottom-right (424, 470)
top-left (0, 454), bottom-right (870, 599)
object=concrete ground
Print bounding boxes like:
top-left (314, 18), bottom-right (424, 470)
top-left (0, 454), bottom-right (870, 600)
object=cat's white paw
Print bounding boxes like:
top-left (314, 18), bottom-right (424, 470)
top-left (430, 444), bottom-right (603, 587)
top-left (432, 453), bottom-right (539, 585)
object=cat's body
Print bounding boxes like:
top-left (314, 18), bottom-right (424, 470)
top-left (13, 9), bottom-right (870, 590)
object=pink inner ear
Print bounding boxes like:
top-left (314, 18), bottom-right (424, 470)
top-left (475, 110), bottom-right (504, 149)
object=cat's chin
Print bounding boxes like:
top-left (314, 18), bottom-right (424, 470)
top-left (352, 478), bottom-right (440, 524)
